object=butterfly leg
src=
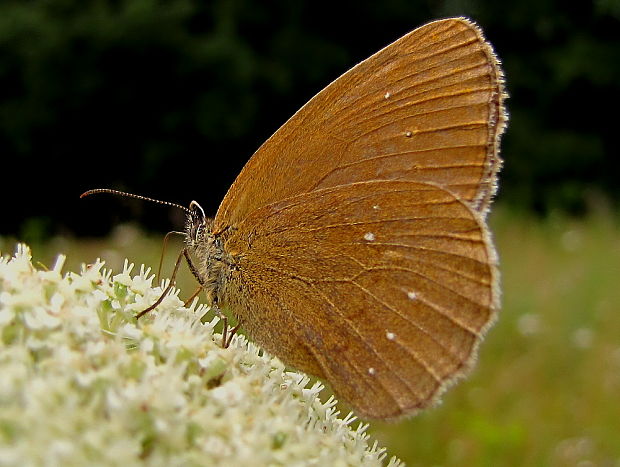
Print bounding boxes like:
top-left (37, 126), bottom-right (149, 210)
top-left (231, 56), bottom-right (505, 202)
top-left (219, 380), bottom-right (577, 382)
top-left (183, 285), bottom-right (203, 307)
top-left (221, 314), bottom-right (242, 349)
top-left (136, 247), bottom-right (186, 319)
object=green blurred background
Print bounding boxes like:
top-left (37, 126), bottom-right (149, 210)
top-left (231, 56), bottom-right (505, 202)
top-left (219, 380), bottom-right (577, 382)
top-left (1, 0), bottom-right (619, 465)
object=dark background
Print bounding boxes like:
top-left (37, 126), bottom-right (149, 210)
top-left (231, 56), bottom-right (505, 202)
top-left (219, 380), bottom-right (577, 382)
top-left (1, 0), bottom-right (618, 240)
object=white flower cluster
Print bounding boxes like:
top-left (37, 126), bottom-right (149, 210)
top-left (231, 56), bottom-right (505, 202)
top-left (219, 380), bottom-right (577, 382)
top-left (0, 244), bottom-right (402, 467)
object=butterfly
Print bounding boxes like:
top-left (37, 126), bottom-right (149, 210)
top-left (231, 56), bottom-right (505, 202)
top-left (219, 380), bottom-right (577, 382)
top-left (85, 17), bottom-right (507, 420)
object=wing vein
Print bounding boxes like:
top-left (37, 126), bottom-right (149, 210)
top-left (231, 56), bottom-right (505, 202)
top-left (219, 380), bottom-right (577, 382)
top-left (348, 279), bottom-right (469, 363)
top-left (330, 48), bottom-right (492, 125)
top-left (313, 285), bottom-right (443, 391)
top-left (350, 264), bottom-right (489, 314)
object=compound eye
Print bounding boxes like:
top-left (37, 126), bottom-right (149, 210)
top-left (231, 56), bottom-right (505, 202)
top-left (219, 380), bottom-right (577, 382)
top-left (187, 201), bottom-right (207, 242)
top-left (189, 201), bottom-right (206, 219)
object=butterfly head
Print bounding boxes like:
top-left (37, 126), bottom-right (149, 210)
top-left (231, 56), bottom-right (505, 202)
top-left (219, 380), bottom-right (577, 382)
top-left (185, 200), bottom-right (234, 308)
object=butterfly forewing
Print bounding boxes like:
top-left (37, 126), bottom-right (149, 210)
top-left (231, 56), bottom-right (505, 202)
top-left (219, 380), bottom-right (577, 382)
top-left (220, 181), bottom-right (497, 419)
top-left (214, 18), bottom-right (505, 232)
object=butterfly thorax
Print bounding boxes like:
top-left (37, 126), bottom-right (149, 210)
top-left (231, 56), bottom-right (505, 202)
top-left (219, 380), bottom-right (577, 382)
top-left (185, 201), bottom-right (233, 308)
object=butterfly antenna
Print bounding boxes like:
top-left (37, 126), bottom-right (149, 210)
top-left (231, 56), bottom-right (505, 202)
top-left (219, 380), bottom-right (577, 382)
top-left (81, 188), bottom-right (191, 214)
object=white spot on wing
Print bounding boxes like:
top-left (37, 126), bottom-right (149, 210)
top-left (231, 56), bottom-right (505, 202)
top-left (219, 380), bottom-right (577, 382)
top-left (364, 232), bottom-right (375, 242)
top-left (368, 367), bottom-right (376, 376)
top-left (386, 331), bottom-right (396, 341)
top-left (407, 291), bottom-right (417, 300)
top-left (384, 91), bottom-right (391, 99)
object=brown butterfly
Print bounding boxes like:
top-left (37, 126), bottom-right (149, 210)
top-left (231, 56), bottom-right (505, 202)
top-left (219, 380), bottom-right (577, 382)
top-left (85, 17), bottom-right (507, 420)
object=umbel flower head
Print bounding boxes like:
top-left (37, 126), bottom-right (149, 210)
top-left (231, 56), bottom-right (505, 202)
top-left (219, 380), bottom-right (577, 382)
top-left (0, 244), bottom-right (401, 466)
